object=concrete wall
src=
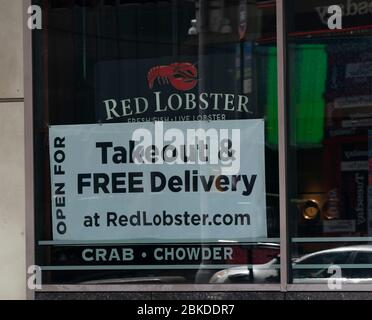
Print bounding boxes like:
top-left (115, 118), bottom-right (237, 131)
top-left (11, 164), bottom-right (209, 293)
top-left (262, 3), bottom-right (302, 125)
top-left (0, 0), bottom-right (26, 300)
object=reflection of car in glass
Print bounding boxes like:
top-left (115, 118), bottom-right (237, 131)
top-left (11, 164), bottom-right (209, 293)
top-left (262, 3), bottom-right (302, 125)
top-left (292, 245), bottom-right (372, 284)
top-left (209, 245), bottom-right (372, 284)
top-left (208, 243), bottom-right (280, 284)
top-left (209, 257), bottom-right (279, 284)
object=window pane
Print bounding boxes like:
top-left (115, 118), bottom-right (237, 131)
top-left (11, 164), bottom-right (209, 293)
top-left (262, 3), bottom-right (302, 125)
top-left (287, 0), bottom-right (372, 285)
top-left (32, 0), bottom-right (279, 285)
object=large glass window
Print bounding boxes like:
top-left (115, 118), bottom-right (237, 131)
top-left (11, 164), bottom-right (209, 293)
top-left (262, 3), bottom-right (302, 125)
top-left (32, 0), bottom-right (279, 286)
top-left (287, 0), bottom-right (372, 285)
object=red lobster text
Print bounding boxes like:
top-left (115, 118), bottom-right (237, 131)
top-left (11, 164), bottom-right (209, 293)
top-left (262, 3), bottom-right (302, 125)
top-left (147, 62), bottom-right (198, 91)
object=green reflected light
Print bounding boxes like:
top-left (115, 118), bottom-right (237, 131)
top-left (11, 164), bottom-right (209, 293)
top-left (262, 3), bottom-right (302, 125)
top-left (265, 44), bottom-right (327, 147)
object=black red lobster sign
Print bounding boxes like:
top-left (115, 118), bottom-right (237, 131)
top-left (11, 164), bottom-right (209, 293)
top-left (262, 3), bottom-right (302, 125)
top-left (147, 62), bottom-right (198, 91)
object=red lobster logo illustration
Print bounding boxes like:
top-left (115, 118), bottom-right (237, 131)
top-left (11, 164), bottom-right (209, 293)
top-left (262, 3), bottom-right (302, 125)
top-left (147, 62), bottom-right (198, 91)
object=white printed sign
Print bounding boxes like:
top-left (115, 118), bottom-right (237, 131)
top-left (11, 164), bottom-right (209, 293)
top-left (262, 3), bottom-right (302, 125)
top-left (49, 119), bottom-right (267, 242)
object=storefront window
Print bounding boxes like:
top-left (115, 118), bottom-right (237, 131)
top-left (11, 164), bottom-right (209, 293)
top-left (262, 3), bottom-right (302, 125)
top-left (32, 0), bottom-right (279, 286)
top-left (287, 0), bottom-right (372, 285)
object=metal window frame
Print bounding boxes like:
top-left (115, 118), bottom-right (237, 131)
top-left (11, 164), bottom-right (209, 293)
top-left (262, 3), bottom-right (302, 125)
top-left (24, 0), bottom-right (35, 300)
top-left (276, 0), bottom-right (288, 293)
top-left (23, 0), bottom-right (372, 299)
